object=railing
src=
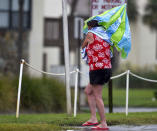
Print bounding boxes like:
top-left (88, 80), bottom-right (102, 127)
top-left (16, 59), bottom-right (157, 118)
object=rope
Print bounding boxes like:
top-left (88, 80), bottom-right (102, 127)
top-left (78, 70), bottom-right (127, 80)
top-left (78, 70), bottom-right (89, 77)
top-left (22, 60), bottom-right (157, 83)
top-left (24, 61), bottom-right (76, 76)
top-left (111, 71), bottom-right (127, 79)
top-left (130, 71), bottom-right (157, 83)
top-left (77, 70), bottom-right (89, 80)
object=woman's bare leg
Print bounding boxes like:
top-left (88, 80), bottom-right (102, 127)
top-left (84, 83), bottom-right (97, 122)
top-left (92, 85), bottom-right (108, 128)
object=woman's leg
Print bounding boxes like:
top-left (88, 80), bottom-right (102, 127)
top-left (84, 83), bottom-right (97, 122)
top-left (92, 85), bottom-right (108, 127)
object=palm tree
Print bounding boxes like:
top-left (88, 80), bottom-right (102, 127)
top-left (143, 0), bottom-right (157, 58)
top-left (127, 0), bottom-right (138, 22)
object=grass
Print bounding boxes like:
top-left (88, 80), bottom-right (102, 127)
top-left (102, 87), bottom-right (157, 107)
top-left (0, 112), bottom-right (157, 130)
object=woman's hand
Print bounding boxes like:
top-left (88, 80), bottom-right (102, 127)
top-left (81, 32), bottom-right (94, 49)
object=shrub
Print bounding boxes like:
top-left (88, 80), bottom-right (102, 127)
top-left (16, 75), bottom-right (67, 113)
top-left (0, 76), bottom-right (16, 112)
top-left (0, 75), bottom-right (67, 113)
top-left (113, 68), bottom-right (157, 89)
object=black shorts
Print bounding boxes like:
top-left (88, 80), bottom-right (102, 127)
top-left (89, 69), bottom-right (111, 85)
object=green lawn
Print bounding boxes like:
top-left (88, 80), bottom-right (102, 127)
top-left (102, 87), bottom-right (157, 107)
top-left (0, 112), bottom-right (157, 130)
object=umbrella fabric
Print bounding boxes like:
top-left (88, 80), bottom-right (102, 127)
top-left (83, 4), bottom-right (131, 59)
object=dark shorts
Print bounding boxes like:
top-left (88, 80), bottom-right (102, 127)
top-left (89, 69), bottom-right (111, 85)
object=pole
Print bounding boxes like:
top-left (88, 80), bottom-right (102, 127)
top-left (74, 17), bottom-right (84, 111)
top-left (126, 70), bottom-right (130, 116)
top-left (77, 20), bottom-right (81, 111)
top-left (74, 69), bottom-right (79, 117)
top-left (17, 0), bottom-right (24, 72)
top-left (62, 0), bottom-right (72, 115)
top-left (108, 79), bottom-right (113, 113)
top-left (16, 59), bottom-right (25, 118)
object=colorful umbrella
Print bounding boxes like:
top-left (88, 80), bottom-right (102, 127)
top-left (83, 4), bottom-right (131, 59)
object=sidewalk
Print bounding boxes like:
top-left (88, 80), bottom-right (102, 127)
top-left (68, 125), bottom-right (157, 131)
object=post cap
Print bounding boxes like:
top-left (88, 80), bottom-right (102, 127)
top-left (21, 59), bottom-right (25, 64)
top-left (76, 68), bottom-right (79, 72)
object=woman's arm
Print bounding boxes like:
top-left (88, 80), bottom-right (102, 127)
top-left (81, 32), bottom-right (94, 49)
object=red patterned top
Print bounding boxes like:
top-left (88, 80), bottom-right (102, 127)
top-left (86, 33), bottom-right (112, 71)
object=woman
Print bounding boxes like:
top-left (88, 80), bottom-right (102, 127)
top-left (81, 20), bottom-right (111, 130)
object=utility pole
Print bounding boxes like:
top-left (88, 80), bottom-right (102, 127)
top-left (62, 0), bottom-right (72, 115)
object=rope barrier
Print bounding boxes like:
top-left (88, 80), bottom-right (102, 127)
top-left (130, 71), bottom-right (157, 83)
top-left (111, 71), bottom-right (127, 79)
top-left (24, 61), bottom-right (76, 76)
top-left (78, 70), bottom-right (127, 80)
top-left (78, 70), bottom-right (89, 79)
top-left (23, 60), bottom-right (157, 83)
top-left (17, 59), bottom-right (157, 118)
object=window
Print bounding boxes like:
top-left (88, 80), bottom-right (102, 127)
top-left (44, 18), bottom-right (62, 46)
top-left (0, 0), bottom-right (31, 30)
top-left (45, 21), bottom-right (59, 40)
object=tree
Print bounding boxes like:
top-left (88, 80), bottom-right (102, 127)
top-left (143, 0), bottom-right (157, 58)
top-left (67, 0), bottom-right (78, 16)
top-left (17, 0), bottom-right (24, 73)
top-left (127, 0), bottom-right (138, 22)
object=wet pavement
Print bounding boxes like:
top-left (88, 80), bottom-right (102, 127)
top-left (66, 125), bottom-right (157, 131)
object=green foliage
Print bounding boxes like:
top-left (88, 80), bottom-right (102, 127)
top-left (127, 0), bottom-right (138, 22)
top-left (143, 0), bottom-right (157, 30)
top-left (102, 87), bottom-right (157, 107)
top-left (113, 69), bottom-right (157, 89)
top-left (0, 123), bottom-right (61, 131)
top-left (0, 75), bottom-right (66, 113)
top-left (102, 68), bottom-right (157, 107)
top-left (0, 112), bottom-right (157, 130)
top-left (18, 76), bottom-right (66, 113)
top-left (0, 77), bottom-right (16, 112)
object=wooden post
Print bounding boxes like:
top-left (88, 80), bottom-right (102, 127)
top-left (108, 79), bottom-right (113, 113)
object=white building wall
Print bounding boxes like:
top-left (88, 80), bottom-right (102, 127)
top-left (137, 17), bottom-right (156, 66)
top-left (121, 0), bottom-right (156, 67)
top-left (43, 47), bottom-right (60, 72)
top-left (43, 0), bottom-right (72, 72)
top-left (29, 0), bottom-right (73, 76)
top-left (29, 0), bottom-right (44, 76)
top-left (29, 0), bottom-right (157, 77)
top-left (44, 0), bottom-right (71, 18)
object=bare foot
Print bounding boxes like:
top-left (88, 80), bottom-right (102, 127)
top-left (87, 118), bottom-right (98, 123)
top-left (97, 122), bottom-right (108, 128)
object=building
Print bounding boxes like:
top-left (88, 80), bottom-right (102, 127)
top-left (123, 0), bottom-right (156, 68)
top-left (0, 0), bottom-right (156, 76)
top-left (29, 0), bottom-right (88, 77)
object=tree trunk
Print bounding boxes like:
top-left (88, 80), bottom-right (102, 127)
top-left (70, 0), bottom-right (78, 16)
top-left (156, 31), bottom-right (157, 59)
top-left (17, 0), bottom-right (24, 73)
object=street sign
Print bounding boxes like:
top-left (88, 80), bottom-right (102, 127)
top-left (91, 0), bottom-right (126, 16)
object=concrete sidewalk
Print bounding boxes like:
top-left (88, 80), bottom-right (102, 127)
top-left (68, 125), bottom-right (157, 131)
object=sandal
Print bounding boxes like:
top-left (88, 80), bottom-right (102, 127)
top-left (91, 125), bottom-right (109, 130)
top-left (82, 121), bottom-right (99, 126)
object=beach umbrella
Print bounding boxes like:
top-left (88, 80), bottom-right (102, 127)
top-left (83, 4), bottom-right (131, 59)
